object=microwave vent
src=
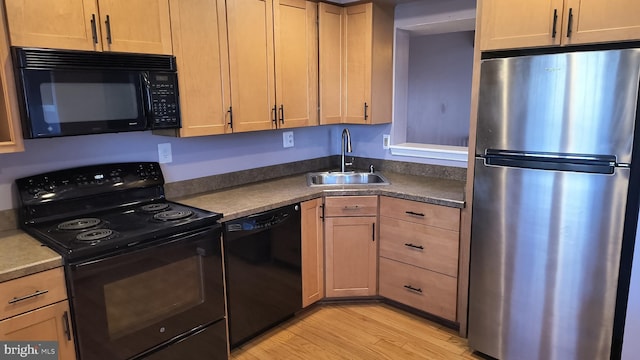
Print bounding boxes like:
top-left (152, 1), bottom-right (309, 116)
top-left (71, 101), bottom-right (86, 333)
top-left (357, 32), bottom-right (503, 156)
top-left (13, 47), bottom-right (176, 71)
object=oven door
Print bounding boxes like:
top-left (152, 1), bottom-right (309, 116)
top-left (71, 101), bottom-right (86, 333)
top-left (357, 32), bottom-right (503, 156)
top-left (67, 226), bottom-right (225, 360)
top-left (18, 68), bottom-right (148, 138)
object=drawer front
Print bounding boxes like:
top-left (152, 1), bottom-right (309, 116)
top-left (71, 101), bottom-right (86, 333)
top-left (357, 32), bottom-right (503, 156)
top-left (380, 196), bottom-right (460, 231)
top-left (325, 196), bottom-right (378, 217)
top-left (380, 216), bottom-right (459, 277)
top-left (379, 257), bottom-right (457, 321)
top-left (0, 267), bottom-right (67, 320)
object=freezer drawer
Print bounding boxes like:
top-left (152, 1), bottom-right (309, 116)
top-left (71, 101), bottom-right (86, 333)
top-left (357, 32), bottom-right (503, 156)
top-left (469, 158), bottom-right (629, 360)
top-left (476, 48), bottom-right (640, 163)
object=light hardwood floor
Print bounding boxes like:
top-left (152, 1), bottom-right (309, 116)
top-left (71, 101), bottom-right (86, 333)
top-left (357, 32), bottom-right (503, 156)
top-left (230, 302), bottom-right (483, 359)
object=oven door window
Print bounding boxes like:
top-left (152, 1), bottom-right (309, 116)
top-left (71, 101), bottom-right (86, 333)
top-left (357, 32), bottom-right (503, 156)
top-left (20, 69), bottom-right (147, 138)
top-left (70, 228), bottom-right (224, 360)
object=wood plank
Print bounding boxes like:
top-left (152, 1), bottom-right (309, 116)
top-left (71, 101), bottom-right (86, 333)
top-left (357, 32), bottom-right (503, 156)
top-left (231, 303), bottom-right (483, 359)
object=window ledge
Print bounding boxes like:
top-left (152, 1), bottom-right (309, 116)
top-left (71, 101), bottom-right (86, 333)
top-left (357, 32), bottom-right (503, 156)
top-left (389, 143), bottom-right (468, 164)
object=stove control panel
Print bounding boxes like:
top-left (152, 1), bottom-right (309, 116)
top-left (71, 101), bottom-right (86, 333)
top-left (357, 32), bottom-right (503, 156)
top-left (16, 162), bottom-right (165, 206)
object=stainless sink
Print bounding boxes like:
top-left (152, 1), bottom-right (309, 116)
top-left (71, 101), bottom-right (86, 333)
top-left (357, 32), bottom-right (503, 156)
top-left (306, 171), bottom-right (390, 186)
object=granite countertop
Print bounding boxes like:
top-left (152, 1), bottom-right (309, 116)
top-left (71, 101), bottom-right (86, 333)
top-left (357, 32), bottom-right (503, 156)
top-left (0, 171), bottom-right (464, 283)
top-left (0, 230), bottom-right (62, 283)
top-left (178, 171), bottom-right (465, 222)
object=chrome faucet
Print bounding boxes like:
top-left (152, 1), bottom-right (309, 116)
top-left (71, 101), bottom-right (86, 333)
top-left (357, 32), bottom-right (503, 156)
top-left (341, 128), bottom-right (352, 172)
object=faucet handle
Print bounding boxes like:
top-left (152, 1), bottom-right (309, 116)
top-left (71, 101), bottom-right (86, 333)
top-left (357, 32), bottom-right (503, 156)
top-left (369, 164), bottom-right (374, 173)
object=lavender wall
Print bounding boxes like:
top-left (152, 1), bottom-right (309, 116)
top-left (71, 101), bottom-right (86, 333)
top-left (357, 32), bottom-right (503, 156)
top-left (0, 126), bottom-right (335, 210)
top-left (406, 31), bottom-right (474, 146)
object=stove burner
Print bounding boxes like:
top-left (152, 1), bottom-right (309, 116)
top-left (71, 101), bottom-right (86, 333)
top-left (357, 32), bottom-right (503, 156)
top-left (140, 203), bottom-right (170, 212)
top-left (76, 229), bottom-right (116, 242)
top-left (153, 210), bottom-right (194, 221)
top-left (58, 218), bottom-right (101, 231)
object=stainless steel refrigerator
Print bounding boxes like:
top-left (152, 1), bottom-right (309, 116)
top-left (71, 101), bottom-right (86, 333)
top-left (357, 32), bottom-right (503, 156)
top-left (469, 48), bottom-right (640, 360)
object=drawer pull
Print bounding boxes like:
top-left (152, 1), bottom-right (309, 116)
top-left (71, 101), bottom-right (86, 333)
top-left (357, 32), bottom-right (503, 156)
top-left (8, 289), bottom-right (49, 304)
top-left (405, 211), bottom-right (425, 217)
top-left (403, 285), bottom-right (423, 293)
top-left (404, 243), bottom-right (424, 250)
top-left (343, 205), bottom-right (360, 210)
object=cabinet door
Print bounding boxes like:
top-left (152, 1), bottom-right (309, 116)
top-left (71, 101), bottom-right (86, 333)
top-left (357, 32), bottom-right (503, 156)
top-left (227, 0), bottom-right (276, 132)
top-left (0, 301), bottom-right (76, 360)
top-left (274, 0), bottom-right (318, 129)
top-left (325, 216), bottom-right (377, 297)
top-left (97, 0), bottom-right (172, 54)
top-left (564, 0), bottom-right (640, 45)
top-left (343, 3), bottom-right (372, 124)
top-left (318, 2), bottom-right (344, 125)
top-left (0, 1), bottom-right (24, 153)
top-left (479, 0), bottom-right (563, 51)
top-left (169, 0), bottom-right (231, 137)
top-left (4, 0), bottom-right (100, 51)
top-left (301, 198), bottom-right (324, 307)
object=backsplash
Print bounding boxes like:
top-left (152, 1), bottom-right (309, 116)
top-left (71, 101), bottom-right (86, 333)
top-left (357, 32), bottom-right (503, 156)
top-left (0, 156), bottom-right (466, 231)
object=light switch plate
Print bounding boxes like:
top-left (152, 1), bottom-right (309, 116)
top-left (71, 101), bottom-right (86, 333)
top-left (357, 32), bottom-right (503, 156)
top-left (283, 131), bottom-right (294, 148)
top-left (158, 143), bottom-right (172, 163)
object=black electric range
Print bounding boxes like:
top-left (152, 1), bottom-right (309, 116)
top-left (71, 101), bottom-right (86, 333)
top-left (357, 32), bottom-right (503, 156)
top-left (15, 162), bottom-right (227, 360)
top-left (16, 162), bottom-right (222, 262)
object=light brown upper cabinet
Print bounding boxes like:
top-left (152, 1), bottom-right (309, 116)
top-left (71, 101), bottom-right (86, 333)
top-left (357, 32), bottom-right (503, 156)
top-left (0, 0), bottom-right (23, 153)
top-left (166, 0), bottom-right (231, 137)
top-left (226, 0), bottom-right (317, 133)
top-left (479, 0), bottom-right (640, 51)
top-left (4, 0), bottom-right (172, 55)
top-left (319, 2), bottom-right (393, 125)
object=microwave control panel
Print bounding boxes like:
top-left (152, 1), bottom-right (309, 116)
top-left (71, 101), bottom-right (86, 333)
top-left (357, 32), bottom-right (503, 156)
top-left (147, 72), bottom-right (180, 129)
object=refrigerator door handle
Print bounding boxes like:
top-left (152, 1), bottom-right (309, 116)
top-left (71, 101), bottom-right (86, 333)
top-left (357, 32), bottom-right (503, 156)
top-left (484, 151), bottom-right (616, 174)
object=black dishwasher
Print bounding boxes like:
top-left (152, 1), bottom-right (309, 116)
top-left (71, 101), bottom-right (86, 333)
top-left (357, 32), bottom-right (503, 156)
top-left (223, 203), bottom-right (302, 348)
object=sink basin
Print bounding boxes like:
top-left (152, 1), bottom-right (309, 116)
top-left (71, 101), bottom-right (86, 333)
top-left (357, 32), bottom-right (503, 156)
top-left (306, 171), bottom-right (390, 186)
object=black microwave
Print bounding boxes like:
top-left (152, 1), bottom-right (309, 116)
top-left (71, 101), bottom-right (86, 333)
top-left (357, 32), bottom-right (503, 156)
top-left (12, 47), bottom-right (181, 139)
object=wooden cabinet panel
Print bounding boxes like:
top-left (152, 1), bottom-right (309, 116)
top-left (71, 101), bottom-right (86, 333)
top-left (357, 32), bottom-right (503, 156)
top-left (479, 0), bottom-right (640, 51)
top-left (379, 196), bottom-right (460, 231)
top-left (97, 0), bottom-right (172, 55)
top-left (379, 257), bottom-right (457, 321)
top-left (564, 0), bottom-right (640, 45)
top-left (168, 0), bottom-right (231, 137)
top-left (274, 0), bottom-right (318, 129)
top-left (1, 268), bottom-right (67, 320)
top-left (325, 216), bottom-right (377, 297)
top-left (227, 0), bottom-right (276, 132)
top-left (379, 216), bottom-right (459, 277)
top-left (0, 301), bottom-right (76, 360)
top-left (0, 0), bottom-right (24, 153)
top-left (324, 196), bottom-right (378, 217)
top-left (5, 0), bottom-right (172, 54)
top-left (479, 0), bottom-right (562, 51)
top-left (318, 2), bottom-right (344, 125)
top-left (318, 1), bottom-right (392, 125)
top-left (5, 0), bottom-right (99, 51)
top-left (343, 4), bottom-right (371, 124)
top-left (301, 198), bottom-right (324, 307)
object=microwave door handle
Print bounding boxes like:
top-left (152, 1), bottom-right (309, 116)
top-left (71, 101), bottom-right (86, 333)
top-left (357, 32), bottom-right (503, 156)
top-left (142, 73), bottom-right (153, 122)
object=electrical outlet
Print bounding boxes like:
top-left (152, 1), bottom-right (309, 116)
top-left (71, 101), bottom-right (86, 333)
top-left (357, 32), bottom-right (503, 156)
top-left (383, 134), bottom-right (390, 149)
top-left (158, 143), bottom-right (172, 164)
top-left (283, 131), bottom-right (294, 148)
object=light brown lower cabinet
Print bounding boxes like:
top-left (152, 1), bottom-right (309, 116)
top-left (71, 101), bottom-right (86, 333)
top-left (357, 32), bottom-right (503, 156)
top-left (324, 196), bottom-right (378, 298)
top-left (378, 196), bottom-right (460, 322)
top-left (301, 198), bottom-right (324, 307)
top-left (379, 257), bottom-right (457, 321)
top-left (0, 268), bottom-right (76, 360)
top-left (0, 301), bottom-right (76, 360)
